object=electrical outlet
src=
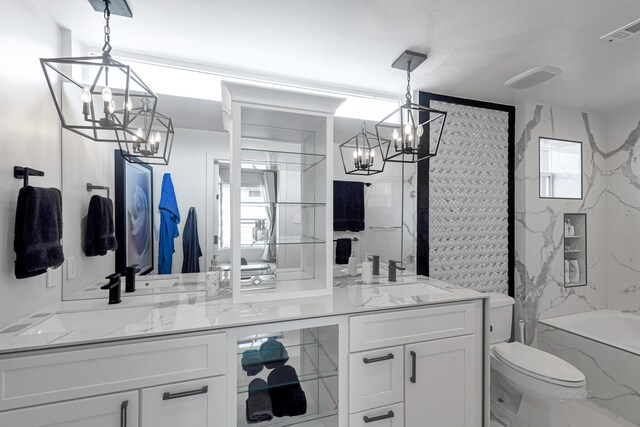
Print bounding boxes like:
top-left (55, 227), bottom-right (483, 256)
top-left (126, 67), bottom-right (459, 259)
top-left (66, 257), bottom-right (76, 280)
top-left (46, 268), bottom-right (57, 288)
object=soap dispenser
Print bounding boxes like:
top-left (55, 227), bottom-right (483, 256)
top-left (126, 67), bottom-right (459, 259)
top-left (361, 258), bottom-right (373, 284)
top-left (206, 256), bottom-right (222, 297)
top-left (347, 251), bottom-right (357, 277)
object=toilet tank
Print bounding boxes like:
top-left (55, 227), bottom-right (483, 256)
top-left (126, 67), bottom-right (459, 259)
top-left (488, 293), bottom-right (515, 344)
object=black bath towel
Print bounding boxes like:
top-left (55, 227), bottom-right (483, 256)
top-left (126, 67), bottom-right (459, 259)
top-left (260, 339), bottom-right (289, 369)
top-left (242, 349), bottom-right (264, 376)
top-left (84, 195), bottom-right (117, 257)
top-left (14, 186), bottom-right (64, 279)
top-left (267, 366), bottom-right (307, 417)
top-left (181, 207), bottom-right (202, 273)
top-left (335, 238), bottom-right (352, 265)
top-left (246, 378), bottom-right (273, 424)
top-left (333, 181), bottom-right (365, 231)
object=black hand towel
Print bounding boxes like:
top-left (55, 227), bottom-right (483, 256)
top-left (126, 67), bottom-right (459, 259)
top-left (242, 349), bottom-right (264, 376)
top-left (246, 378), bottom-right (273, 424)
top-left (14, 186), bottom-right (64, 279)
top-left (83, 195), bottom-right (117, 257)
top-left (333, 181), bottom-right (365, 231)
top-left (267, 366), bottom-right (307, 417)
top-left (181, 207), bottom-right (202, 273)
top-left (335, 238), bottom-right (352, 265)
top-left (260, 339), bottom-right (289, 369)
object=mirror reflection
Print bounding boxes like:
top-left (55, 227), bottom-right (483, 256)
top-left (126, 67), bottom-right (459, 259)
top-left (539, 137), bottom-right (582, 199)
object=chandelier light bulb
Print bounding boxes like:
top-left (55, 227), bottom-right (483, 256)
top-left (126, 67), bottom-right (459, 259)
top-left (404, 123), bottom-right (412, 136)
top-left (101, 86), bottom-right (112, 102)
top-left (392, 128), bottom-right (400, 141)
top-left (153, 131), bottom-right (161, 143)
top-left (124, 97), bottom-right (133, 111)
top-left (416, 125), bottom-right (424, 138)
top-left (81, 87), bottom-right (91, 103)
top-left (370, 149), bottom-right (375, 157)
top-left (135, 127), bottom-right (144, 141)
top-left (108, 100), bottom-right (116, 114)
top-left (353, 150), bottom-right (358, 159)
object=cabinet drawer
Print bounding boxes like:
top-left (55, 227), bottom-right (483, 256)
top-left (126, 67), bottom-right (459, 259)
top-left (0, 333), bottom-right (226, 411)
top-left (141, 376), bottom-right (226, 427)
top-left (349, 346), bottom-right (403, 413)
top-left (0, 390), bottom-right (139, 427)
top-left (349, 402), bottom-right (404, 427)
top-left (349, 303), bottom-right (476, 352)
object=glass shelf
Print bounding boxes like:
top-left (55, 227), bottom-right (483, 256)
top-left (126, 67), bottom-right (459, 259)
top-left (241, 201), bottom-right (326, 207)
top-left (241, 148), bottom-right (325, 172)
top-left (247, 237), bottom-right (325, 246)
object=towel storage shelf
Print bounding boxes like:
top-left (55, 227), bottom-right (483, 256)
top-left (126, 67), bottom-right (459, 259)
top-left (235, 325), bottom-right (339, 427)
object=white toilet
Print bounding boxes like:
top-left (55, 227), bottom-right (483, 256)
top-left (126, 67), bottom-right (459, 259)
top-left (489, 293), bottom-right (586, 427)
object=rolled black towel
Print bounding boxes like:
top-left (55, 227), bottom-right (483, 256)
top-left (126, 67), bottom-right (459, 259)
top-left (260, 339), bottom-right (289, 369)
top-left (246, 378), bottom-right (273, 424)
top-left (267, 366), bottom-right (307, 417)
top-left (241, 349), bottom-right (263, 376)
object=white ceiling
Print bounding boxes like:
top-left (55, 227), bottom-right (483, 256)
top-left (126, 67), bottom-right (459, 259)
top-left (38, 0), bottom-right (640, 114)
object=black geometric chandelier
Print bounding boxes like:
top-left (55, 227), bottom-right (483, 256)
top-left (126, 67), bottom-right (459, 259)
top-left (339, 122), bottom-right (389, 175)
top-left (40, 0), bottom-right (170, 165)
top-left (117, 98), bottom-right (175, 165)
top-left (375, 50), bottom-right (447, 164)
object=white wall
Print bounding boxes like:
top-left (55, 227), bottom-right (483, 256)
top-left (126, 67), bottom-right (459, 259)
top-left (0, 0), bottom-right (63, 328)
top-left (151, 128), bottom-right (229, 274)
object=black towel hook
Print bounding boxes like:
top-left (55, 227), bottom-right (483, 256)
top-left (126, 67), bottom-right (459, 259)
top-left (14, 166), bottom-right (44, 188)
top-left (87, 183), bottom-right (110, 199)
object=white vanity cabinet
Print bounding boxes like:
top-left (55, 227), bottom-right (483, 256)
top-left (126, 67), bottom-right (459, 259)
top-left (141, 377), bottom-right (227, 427)
top-left (0, 390), bottom-right (139, 427)
top-left (348, 301), bottom-right (484, 427)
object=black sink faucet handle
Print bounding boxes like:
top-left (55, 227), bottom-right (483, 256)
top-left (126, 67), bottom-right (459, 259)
top-left (101, 273), bottom-right (122, 304)
top-left (125, 264), bottom-right (140, 293)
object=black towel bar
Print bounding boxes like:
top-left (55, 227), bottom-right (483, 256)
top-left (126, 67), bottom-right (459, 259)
top-left (333, 237), bottom-right (359, 242)
top-left (14, 166), bottom-right (44, 188)
top-left (87, 183), bottom-right (110, 199)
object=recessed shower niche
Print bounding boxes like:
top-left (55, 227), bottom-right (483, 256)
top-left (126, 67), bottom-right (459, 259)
top-left (563, 213), bottom-right (587, 287)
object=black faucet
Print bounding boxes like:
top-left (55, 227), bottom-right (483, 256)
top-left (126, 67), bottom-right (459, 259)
top-left (125, 264), bottom-right (140, 293)
top-left (388, 260), bottom-right (406, 282)
top-left (368, 255), bottom-right (380, 276)
top-left (101, 273), bottom-right (122, 304)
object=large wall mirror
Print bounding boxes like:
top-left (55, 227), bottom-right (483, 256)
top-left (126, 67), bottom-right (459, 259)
top-left (539, 137), bottom-right (582, 199)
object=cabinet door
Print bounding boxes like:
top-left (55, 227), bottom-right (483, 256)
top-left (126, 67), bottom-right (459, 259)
top-left (0, 391), bottom-right (138, 427)
top-left (141, 376), bottom-right (226, 427)
top-left (405, 335), bottom-right (479, 427)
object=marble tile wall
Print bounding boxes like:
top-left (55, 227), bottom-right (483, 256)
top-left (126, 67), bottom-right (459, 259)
top-left (605, 104), bottom-right (640, 314)
top-left (514, 102), bottom-right (608, 343)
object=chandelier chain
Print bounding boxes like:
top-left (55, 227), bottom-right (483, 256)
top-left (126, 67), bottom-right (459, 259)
top-left (102, 0), bottom-right (112, 54)
top-left (405, 61), bottom-right (412, 103)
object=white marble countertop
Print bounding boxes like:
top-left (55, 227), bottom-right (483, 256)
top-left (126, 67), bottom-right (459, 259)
top-left (0, 276), bottom-right (487, 355)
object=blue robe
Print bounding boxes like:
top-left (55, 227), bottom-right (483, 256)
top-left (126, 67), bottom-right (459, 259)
top-left (158, 173), bottom-right (180, 274)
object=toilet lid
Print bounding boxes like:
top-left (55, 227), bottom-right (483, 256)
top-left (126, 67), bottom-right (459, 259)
top-left (493, 342), bottom-right (585, 385)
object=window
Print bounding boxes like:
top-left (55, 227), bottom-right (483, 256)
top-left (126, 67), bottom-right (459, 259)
top-left (539, 138), bottom-right (582, 199)
top-left (219, 184), bottom-right (271, 247)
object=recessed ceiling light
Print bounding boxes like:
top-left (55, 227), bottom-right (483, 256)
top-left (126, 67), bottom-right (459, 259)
top-left (504, 66), bottom-right (562, 89)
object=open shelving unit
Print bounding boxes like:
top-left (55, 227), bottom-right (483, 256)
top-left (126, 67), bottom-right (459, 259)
top-left (564, 213), bottom-right (587, 287)
top-left (235, 326), bottom-right (339, 427)
top-left (222, 82), bottom-right (345, 303)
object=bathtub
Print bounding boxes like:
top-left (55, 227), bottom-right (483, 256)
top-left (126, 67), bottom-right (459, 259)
top-left (537, 310), bottom-right (640, 425)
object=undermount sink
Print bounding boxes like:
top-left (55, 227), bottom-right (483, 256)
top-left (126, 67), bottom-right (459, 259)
top-left (376, 282), bottom-right (450, 297)
top-left (19, 307), bottom-right (154, 336)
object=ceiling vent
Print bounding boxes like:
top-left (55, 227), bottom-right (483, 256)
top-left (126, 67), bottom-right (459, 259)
top-left (504, 66), bottom-right (562, 89)
top-left (601, 18), bottom-right (640, 43)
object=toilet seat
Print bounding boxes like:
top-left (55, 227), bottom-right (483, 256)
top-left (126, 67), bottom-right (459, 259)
top-left (492, 342), bottom-right (585, 387)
